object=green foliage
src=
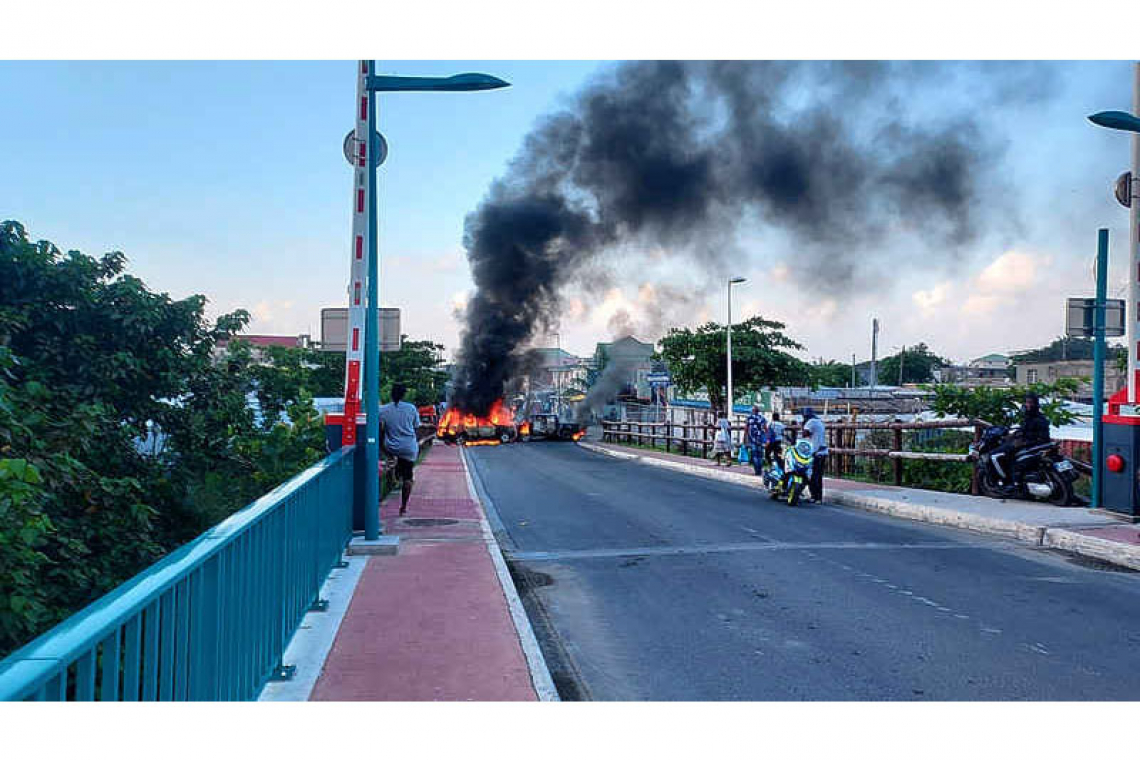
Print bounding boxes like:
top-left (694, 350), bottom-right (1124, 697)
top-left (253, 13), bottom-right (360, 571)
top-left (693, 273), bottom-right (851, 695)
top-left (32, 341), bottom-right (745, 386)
top-left (0, 221), bottom-right (339, 658)
top-left (807, 359), bottom-right (853, 389)
top-left (927, 379), bottom-right (1080, 427)
top-left (657, 316), bottom-right (808, 411)
top-left (876, 343), bottom-right (948, 385)
top-left (379, 338), bottom-right (448, 405)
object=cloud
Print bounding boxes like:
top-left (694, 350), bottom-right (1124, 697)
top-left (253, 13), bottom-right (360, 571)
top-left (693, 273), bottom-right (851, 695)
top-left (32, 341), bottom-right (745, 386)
top-left (913, 282), bottom-right (951, 315)
top-left (975, 250), bottom-right (1047, 293)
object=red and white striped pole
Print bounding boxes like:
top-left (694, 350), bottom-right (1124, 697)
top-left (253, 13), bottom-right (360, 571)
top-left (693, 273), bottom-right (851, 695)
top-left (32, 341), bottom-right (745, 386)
top-left (1128, 62), bottom-right (1140, 406)
top-left (341, 60), bottom-right (371, 445)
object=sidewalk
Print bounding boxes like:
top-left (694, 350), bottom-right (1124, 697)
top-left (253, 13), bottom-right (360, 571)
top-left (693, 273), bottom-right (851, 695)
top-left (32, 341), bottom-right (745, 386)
top-left (578, 439), bottom-right (1140, 572)
top-left (306, 442), bottom-right (554, 701)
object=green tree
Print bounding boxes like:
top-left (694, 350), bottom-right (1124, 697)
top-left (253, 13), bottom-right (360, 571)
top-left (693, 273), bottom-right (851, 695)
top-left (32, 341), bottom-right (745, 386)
top-left (877, 343), bottom-right (948, 385)
top-left (657, 316), bottom-right (808, 411)
top-left (379, 338), bottom-right (448, 405)
top-left (807, 359), bottom-right (854, 388)
top-left (0, 221), bottom-right (334, 657)
top-left (928, 379), bottom-right (1080, 427)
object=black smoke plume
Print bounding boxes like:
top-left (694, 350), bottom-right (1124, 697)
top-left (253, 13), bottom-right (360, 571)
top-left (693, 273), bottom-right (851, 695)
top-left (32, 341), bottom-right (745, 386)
top-left (450, 61), bottom-right (1055, 415)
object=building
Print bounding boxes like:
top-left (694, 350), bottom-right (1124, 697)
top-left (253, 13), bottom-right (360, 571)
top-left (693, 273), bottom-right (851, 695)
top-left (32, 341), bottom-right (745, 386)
top-left (214, 334), bottom-right (310, 364)
top-left (1013, 358), bottom-right (1125, 401)
top-left (594, 336), bottom-right (656, 400)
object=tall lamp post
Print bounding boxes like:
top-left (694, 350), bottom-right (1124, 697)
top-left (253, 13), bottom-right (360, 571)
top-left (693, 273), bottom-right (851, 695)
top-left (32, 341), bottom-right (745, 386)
top-left (553, 332), bottom-right (561, 416)
top-left (726, 277), bottom-right (747, 423)
top-left (353, 62), bottom-right (509, 542)
top-left (1088, 62), bottom-right (1140, 517)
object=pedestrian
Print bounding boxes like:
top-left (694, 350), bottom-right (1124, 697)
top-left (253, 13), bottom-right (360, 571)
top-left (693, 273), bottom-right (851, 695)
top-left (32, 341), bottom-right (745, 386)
top-left (766, 411), bottom-right (785, 466)
top-left (711, 406), bottom-right (733, 466)
top-left (745, 404), bottom-right (768, 476)
top-left (378, 382), bottom-right (423, 516)
top-left (800, 407), bottom-right (828, 503)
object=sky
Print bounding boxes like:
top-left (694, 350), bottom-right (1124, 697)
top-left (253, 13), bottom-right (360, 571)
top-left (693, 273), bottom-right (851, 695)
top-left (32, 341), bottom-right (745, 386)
top-left (2, 60), bottom-right (1138, 367)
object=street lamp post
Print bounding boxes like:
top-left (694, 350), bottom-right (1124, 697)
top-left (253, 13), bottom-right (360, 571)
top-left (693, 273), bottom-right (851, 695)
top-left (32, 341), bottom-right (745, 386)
top-left (353, 62), bottom-right (509, 542)
top-left (1089, 63), bottom-right (1140, 404)
top-left (726, 277), bottom-right (747, 424)
top-left (553, 332), bottom-right (561, 417)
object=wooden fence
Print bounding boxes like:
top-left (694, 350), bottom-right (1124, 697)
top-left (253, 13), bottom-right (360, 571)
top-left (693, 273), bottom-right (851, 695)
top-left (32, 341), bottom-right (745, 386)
top-left (600, 418), bottom-right (989, 492)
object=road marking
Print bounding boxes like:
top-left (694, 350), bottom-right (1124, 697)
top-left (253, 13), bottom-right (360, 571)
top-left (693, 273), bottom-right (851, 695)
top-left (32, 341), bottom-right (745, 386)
top-left (506, 542), bottom-right (988, 562)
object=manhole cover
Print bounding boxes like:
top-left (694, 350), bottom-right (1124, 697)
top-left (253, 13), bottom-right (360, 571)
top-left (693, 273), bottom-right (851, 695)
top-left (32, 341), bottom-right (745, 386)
top-left (403, 518), bottom-right (459, 527)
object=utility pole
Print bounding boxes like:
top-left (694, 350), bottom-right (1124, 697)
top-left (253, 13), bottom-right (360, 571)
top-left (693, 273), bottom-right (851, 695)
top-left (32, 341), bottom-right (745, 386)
top-left (851, 353), bottom-right (856, 388)
top-left (899, 345), bottom-right (905, 386)
top-left (870, 318), bottom-right (880, 388)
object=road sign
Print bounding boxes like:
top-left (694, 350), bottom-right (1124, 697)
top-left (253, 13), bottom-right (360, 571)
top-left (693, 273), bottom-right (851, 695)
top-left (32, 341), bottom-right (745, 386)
top-left (646, 372), bottom-right (672, 384)
top-left (1116, 171), bottom-right (1132, 208)
top-left (1065, 297), bottom-right (1125, 338)
top-left (320, 307), bottom-right (402, 352)
top-left (343, 130), bottom-right (389, 168)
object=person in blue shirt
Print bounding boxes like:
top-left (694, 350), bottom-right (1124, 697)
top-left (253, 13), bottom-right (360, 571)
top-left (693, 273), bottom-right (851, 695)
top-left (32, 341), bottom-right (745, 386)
top-left (745, 404), bottom-right (768, 475)
top-left (765, 411), bottom-right (786, 465)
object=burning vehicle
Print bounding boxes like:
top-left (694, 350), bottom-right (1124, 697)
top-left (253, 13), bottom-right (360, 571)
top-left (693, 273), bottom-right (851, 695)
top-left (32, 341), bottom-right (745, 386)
top-left (519, 413), bottom-right (586, 442)
top-left (437, 399), bottom-right (517, 446)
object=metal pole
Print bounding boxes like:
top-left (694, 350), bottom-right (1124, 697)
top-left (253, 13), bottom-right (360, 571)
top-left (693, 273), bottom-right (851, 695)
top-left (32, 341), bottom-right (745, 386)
top-left (899, 345), bottom-right (905, 386)
top-left (363, 59), bottom-right (382, 541)
top-left (1093, 228), bottom-right (1109, 509)
top-left (1129, 63), bottom-right (1140, 403)
top-left (851, 353), bottom-right (856, 388)
top-left (726, 280), bottom-right (734, 421)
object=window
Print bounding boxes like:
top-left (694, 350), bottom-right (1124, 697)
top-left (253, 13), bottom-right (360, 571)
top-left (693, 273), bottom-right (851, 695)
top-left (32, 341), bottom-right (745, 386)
top-left (1027, 369), bottom-right (1038, 384)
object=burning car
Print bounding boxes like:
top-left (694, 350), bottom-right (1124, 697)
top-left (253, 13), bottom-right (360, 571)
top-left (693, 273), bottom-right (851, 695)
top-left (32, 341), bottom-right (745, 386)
top-left (519, 413), bottom-right (586, 442)
top-left (437, 399), bottom-right (517, 446)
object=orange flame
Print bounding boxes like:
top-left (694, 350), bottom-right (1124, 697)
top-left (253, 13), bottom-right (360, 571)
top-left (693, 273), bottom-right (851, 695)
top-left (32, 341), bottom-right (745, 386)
top-left (519, 421), bottom-right (531, 436)
top-left (572, 430), bottom-right (586, 441)
top-left (438, 399), bottom-right (515, 439)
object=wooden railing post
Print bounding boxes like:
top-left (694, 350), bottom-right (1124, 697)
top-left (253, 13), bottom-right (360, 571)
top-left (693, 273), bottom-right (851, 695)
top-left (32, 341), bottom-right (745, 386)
top-left (893, 425), bottom-right (903, 486)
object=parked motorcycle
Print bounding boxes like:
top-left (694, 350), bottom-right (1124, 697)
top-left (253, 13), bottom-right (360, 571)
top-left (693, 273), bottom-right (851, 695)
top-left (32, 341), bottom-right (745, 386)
top-left (765, 439), bottom-right (815, 507)
top-left (969, 425), bottom-right (1081, 506)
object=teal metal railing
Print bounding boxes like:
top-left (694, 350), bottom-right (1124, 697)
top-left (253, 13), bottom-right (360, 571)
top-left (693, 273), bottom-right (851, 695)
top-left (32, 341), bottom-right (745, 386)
top-left (0, 446), bottom-right (355, 701)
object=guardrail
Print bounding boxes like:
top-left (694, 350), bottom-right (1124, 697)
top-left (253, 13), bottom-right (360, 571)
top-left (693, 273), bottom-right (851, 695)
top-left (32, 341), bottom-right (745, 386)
top-left (601, 418), bottom-right (989, 491)
top-left (0, 446), bottom-right (355, 701)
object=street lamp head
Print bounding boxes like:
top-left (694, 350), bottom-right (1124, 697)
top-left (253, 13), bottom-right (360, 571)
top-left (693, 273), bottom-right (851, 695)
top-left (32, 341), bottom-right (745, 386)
top-left (368, 72), bottom-right (511, 93)
top-left (1089, 110), bottom-right (1140, 134)
top-left (445, 73), bottom-right (512, 91)
top-left (729, 277), bottom-right (747, 284)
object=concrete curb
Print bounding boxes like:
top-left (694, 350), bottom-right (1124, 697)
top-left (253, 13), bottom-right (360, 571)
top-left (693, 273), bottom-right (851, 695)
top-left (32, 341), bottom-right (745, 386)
top-left (459, 447), bottom-right (561, 702)
top-left (579, 441), bottom-right (1140, 572)
top-left (1043, 528), bottom-right (1140, 571)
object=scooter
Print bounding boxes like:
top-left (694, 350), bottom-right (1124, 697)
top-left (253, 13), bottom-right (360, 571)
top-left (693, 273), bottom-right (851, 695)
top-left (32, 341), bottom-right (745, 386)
top-left (765, 439), bottom-right (815, 507)
top-left (969, 425), bottom-right (1083, 506)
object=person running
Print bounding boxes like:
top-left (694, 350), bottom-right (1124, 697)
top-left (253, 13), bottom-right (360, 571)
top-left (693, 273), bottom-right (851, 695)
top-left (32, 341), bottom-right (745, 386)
top-left (800, 407), bottom-right (828, 503)
top-left (745, 404), bottom-right (768, 475)
top-left (378, 382), bottom-right (423, 516)
top-left (765, 411), bottom-right (786, 466)
top-left (711, 407), bottom-right (734, 466)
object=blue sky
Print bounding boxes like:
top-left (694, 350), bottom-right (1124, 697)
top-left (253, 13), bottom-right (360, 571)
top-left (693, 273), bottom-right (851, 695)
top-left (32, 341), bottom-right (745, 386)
top-left (2, 60), bottom-right (1137, 364)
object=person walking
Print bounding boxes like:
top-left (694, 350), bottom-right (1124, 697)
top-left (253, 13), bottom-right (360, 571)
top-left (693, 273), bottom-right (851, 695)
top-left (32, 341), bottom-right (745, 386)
top-left (378, 382), bottom-right (423, 516)
top-left (745, 404), bottom-right (768, 475)
top-left (766, 411), bottom-right (786, 466)
top-left (711, 406), bottom-right (733, 466)
top-left (800, 407), bottom-right (828, 503)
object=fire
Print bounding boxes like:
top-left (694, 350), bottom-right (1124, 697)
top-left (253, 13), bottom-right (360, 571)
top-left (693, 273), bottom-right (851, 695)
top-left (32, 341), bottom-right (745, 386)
top-left (437, 399), bottom-right (517, 443)
top-left (572, 430), bottom-right (586, 442)
top-left (519, 421), bottom-right (531, 436)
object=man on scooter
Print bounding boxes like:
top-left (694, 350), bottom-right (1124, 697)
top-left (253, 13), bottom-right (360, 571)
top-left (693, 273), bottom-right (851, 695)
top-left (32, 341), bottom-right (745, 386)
top-left (991, 391), bottom-right (1051, 485)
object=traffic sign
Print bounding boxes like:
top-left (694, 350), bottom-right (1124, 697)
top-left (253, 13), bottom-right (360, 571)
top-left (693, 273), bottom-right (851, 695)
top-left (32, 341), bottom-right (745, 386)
top-left (1065, 297), bottom-right (1125, 338)
top-left (646, 372), bottom-right (672, 384)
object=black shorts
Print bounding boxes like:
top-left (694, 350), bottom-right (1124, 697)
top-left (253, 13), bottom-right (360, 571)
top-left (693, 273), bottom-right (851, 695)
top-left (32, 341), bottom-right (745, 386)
top-left (393, 457), bottom-right (415, 482)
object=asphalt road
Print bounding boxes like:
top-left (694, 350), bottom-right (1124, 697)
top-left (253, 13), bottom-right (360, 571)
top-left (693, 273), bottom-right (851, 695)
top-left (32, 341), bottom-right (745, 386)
top-left (466, 442), bottom-right (1140, 701)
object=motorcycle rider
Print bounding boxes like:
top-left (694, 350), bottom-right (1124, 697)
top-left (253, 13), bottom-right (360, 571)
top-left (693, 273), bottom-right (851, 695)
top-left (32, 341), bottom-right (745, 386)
top-left (991, 391), bottom-right (1051, 485)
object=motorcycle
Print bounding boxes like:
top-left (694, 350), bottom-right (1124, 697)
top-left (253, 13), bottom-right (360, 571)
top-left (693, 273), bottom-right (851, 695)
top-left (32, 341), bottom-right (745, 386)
top-left (765, 439), bottom-right (815, 507)
top-left (969, 425), bottom-right (1082, 506)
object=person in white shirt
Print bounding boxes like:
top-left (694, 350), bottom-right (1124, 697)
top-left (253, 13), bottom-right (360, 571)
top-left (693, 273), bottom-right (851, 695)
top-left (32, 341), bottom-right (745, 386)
top-left (378, 383), bottom-right (423, 515)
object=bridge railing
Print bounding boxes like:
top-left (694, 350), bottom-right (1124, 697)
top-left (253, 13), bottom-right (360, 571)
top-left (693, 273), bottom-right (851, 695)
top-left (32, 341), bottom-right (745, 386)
top-left (0, 446), bottom-right (355, 701)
